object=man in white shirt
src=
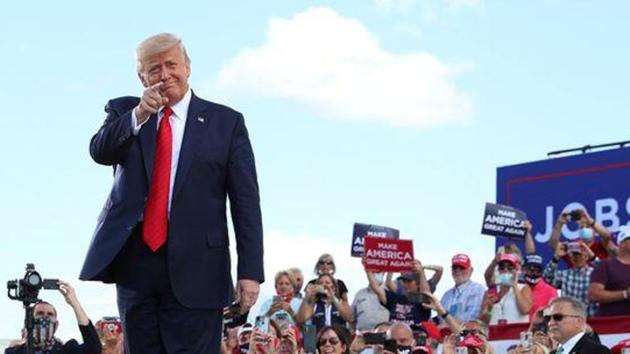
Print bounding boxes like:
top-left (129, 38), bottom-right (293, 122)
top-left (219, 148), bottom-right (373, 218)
top-left (548, 297), bottom-right (610, 354)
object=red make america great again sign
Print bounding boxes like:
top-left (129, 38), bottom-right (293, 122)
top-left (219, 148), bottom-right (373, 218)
top-left (363, 236), bottom-right (414, 272)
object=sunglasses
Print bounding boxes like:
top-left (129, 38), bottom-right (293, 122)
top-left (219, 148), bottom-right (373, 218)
top-left (543, 313), bottom-right (581, 322)
top-left (461, 329), bottom-right (486, 338)
top-left (498, 263), bottom-right (516, 271)
top-left (318, 337), bottom-right (340, 346)
top-left (318, 261), bottom-right (334, 266)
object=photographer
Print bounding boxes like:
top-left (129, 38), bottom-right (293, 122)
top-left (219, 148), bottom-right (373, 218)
top-left (548, 209), bottom-right (614, 266)
top-left (295, 274), bottom-right (352, 333)
top-left (479, 253), bottom-right (532, 325)
top-left (6, 280), bottom-right (101, 354)
top-left (543, 242), bottom-right (597, 316)
top-left (442, 320), bottom-right (495, 354)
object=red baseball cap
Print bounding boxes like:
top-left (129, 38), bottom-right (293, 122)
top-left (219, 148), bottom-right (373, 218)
top-left (419, 321), bottom-right (441, 341)
top-left (498, 253), bottom-right (519, 268)
top-left (452, 254), bottom-right (471, 269)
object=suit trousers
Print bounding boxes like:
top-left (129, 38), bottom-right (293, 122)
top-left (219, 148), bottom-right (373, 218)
top-left (113, 223), bottom-right (222, 354)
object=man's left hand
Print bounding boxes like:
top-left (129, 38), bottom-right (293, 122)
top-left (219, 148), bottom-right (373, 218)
top-left (237, 279), bottom-right (260, 312)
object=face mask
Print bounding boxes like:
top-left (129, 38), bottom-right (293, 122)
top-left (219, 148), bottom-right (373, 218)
top-left (373, 273), bottom-right (385, 284)
top-left (33, 316), bottom-right (58, 351)
top-left (497, 273), bottom-right (513, 286)
top-left (239, 344), bottom-right (250, 353)
top-left (524, 274), bottom-right (541, 285)
top-left (580, 228), bottom-right (594, 241)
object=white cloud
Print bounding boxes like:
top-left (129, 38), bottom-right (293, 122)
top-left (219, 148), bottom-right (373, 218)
top-left (212, 7), bottom-right (472, 128)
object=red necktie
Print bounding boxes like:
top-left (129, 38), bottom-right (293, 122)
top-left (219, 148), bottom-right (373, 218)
top-left (143, 106), bottom-right (173, 251)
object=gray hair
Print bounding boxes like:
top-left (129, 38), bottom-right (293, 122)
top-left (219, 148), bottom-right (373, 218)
top-left (550, 296), bottom-right (587, 318)
top-left (136, 33), bottom-right (190, 72)
top-left (314, 253), bottom-right (336, 275)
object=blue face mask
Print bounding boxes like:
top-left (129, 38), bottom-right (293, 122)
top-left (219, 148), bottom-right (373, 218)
top-left (497, 273), bottom-right (513, 286)
top-left (373, 273), bottom-right (384, 284)
top-left (580, 228), bottom-right (594, 241)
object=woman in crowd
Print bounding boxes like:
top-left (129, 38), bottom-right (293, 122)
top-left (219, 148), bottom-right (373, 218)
top-left (295, 274), bottom-right (352, 333)
top-left (259, 270), bottom-right (302, 324)
top-left (307, 254), bottom-right (349, 302)
top-left (480, 253), bottom-right (532, 325)
top-left (316, 325), bottom-right (350, 354)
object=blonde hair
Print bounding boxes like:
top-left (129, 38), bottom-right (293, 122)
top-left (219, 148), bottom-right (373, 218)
top-left (136, 33), bottom-right (190, 72)
top-left (274, 270), bottom-right (297, 289)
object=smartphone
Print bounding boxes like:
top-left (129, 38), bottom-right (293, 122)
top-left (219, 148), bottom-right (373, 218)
top-left (383, 339), bottom-right (398, 353)
top-left (569, 210), bottom-right (582, 221)
top-left (272, 295), bottom-right (282, 303)
top-left (406, 292), bottom-right (426, 304)
top-left (99, 317), bottom-right (122, 334)
top-left (302, 324), bottom-right (317, 354)
top-left (274, 312), bottom-right (290, 331)
top-left (363, 332), bottom-right (386, 345)
top-left (520, 331), bottom-right (533, 350)
top-left (455, 347), bottom-right (468, 354)
top-left (42, 279), bottom-right (60, 290)
top-left (254, 315), bottom-right (270, 335)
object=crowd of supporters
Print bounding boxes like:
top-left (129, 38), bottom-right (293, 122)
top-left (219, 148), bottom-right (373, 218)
top-left (223, 209), bottom-right (630, 354)
top-left (4, 208), bottom-right (630, 353)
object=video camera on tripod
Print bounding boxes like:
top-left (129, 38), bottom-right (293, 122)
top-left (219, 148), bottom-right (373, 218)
top-left (7, 263), bottom-right (60, 354)
top-left (7, 263), bottom-right (59, 305)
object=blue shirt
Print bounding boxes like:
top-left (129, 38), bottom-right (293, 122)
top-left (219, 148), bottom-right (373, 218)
top-left (440, 280), bottom-right (486, 323)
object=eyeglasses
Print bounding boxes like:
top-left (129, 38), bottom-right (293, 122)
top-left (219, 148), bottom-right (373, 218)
top-left (460, 329), bottom-right (486, 338)
top-left (318, 337), bottom-right (340, 346)
top-left (451, 266), bottom-right (466, 272)
top-left (318, 261), bottom-right (334, 266)
top-left (543, 313), bottom-right (582, 322)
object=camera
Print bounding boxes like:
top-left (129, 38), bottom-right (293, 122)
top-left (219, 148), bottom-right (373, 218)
top-left (7, 264), bottom-right (59, 305)
top-left (568, 210), bottom-right (582, 222)
top-left (223, 302), bottom-right (248, 329)
top-left (314, 285), bottom-right (328, 301)
top-left (363, 332), bottom-right (386, 345)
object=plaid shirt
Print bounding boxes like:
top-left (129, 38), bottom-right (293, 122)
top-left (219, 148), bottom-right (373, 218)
top-left (543, 259), bottom-right (597, 316)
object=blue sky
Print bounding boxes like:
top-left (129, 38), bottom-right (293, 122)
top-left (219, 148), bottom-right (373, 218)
top-left (1, 0), bottom-right (629, 340)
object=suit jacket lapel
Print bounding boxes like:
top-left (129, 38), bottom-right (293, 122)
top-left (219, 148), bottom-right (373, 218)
top-left (139, 112), bottom-right (158, 182)
top-left (172, 92), bottom-right (207, 200)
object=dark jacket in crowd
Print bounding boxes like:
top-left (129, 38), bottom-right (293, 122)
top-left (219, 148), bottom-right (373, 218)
top-left (4, 322), bottom-right (102, 354)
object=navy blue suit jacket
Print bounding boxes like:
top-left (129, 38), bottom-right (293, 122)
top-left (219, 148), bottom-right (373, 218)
top-left (79, 92), bottom-right (264, 309)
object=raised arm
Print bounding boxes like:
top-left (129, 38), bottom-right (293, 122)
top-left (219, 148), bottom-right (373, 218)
top-left (549, 213), bottom-right (569, 250)
top-left (523, 220), bottom-right (536, 254)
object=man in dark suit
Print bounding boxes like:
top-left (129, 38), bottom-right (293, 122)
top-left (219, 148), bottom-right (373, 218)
top-left (79, 33), bottom-right (264, 353)
top-left (548, 297), bottom-right (610, 354)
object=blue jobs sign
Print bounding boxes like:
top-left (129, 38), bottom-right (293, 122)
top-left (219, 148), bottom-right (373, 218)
top-left (496, 147), bottom-right (630, 261)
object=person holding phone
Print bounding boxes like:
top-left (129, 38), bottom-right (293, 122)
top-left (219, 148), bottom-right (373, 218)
top-left (295, 274), bottom-right (352, 333)
top-left (258, 271), bottom-right (301, 325)
top-left (95, 317), bottom-right (124, 354)
top-left (548, 209), bottom-right (614, 266)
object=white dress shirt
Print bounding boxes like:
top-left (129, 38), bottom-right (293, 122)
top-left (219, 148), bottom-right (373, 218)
top-left (131, 88), bottom-right (191, 213)
top-left (558, 331), bottom-right (585, 353)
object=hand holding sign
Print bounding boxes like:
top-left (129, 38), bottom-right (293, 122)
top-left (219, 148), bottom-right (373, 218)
top-left (363, 237), bottom-right (414, 273)
top-left (481, 203), bottom-right (528, 239)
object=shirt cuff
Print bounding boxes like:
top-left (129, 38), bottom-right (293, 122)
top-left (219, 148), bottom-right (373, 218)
top-left (131, 108), bottom-right (145, 136)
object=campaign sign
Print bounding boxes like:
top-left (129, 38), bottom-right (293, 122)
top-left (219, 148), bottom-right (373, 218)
top-left (496, 146), bottom-right (630, 263)
top-left (351, 223), bottom-right (400, 257)
top-left (363, 237), bottom-right (414, 272)
top-left (481, 203), bottom-right (528, 239)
